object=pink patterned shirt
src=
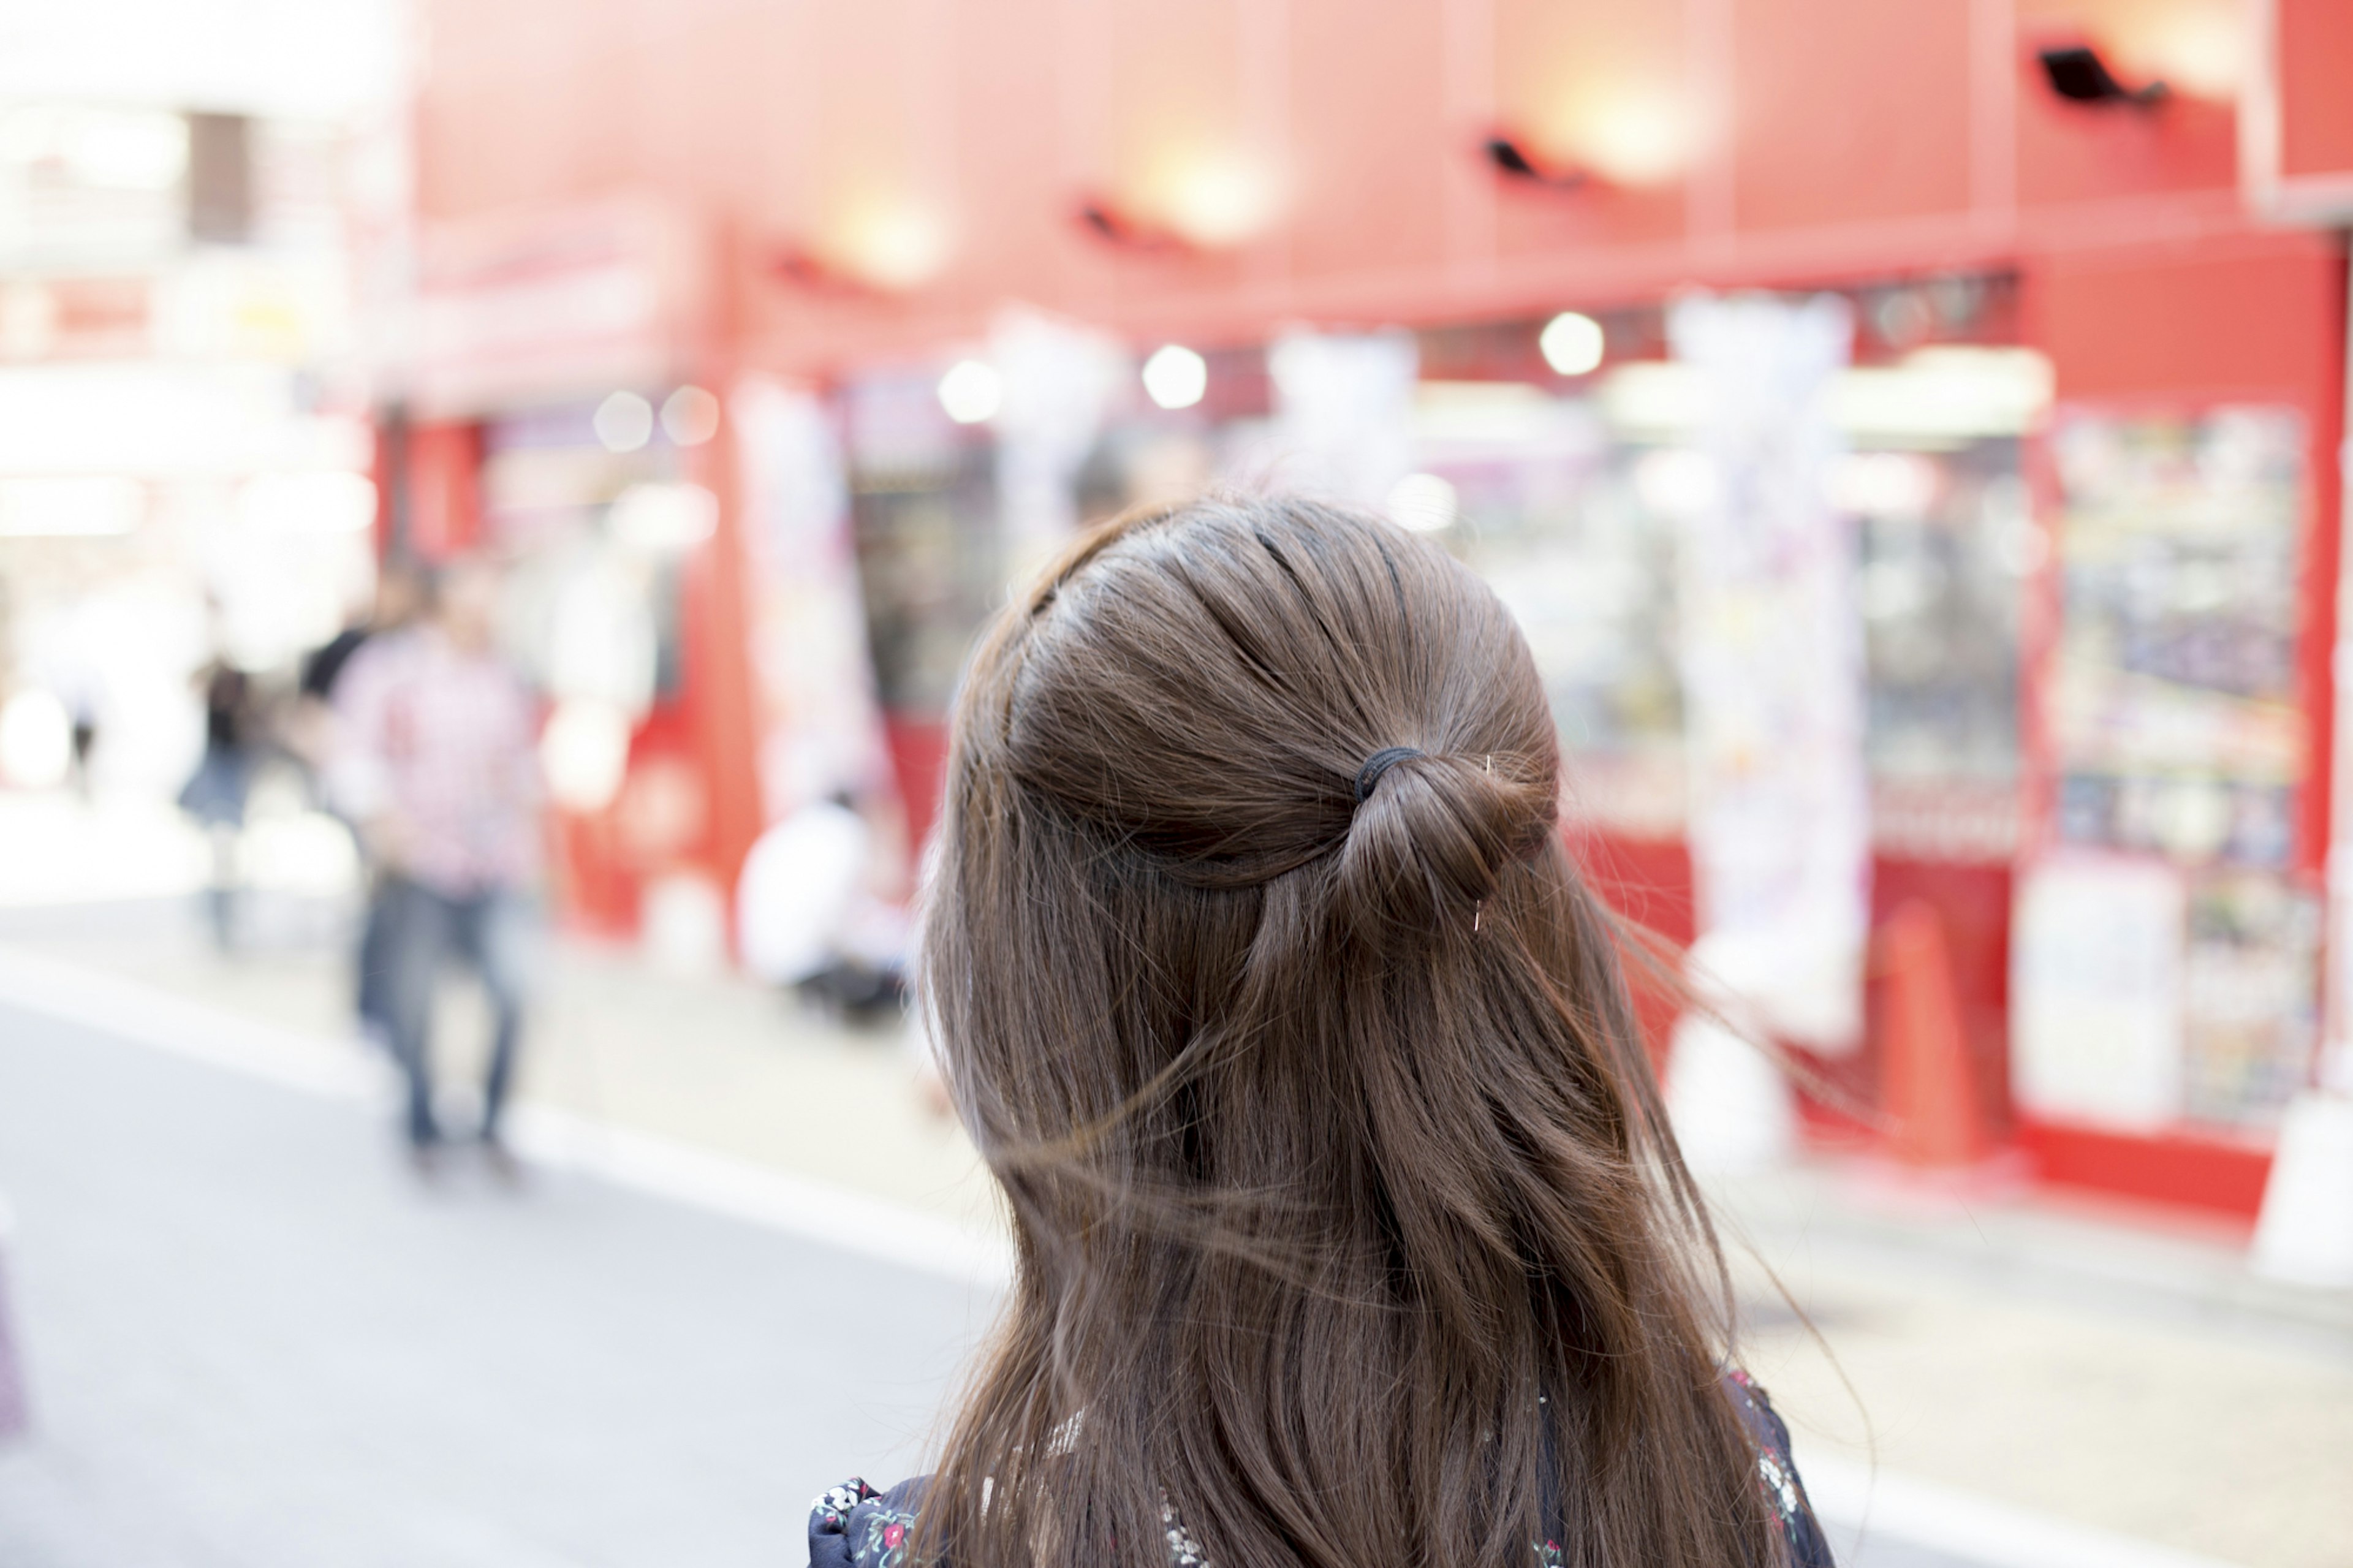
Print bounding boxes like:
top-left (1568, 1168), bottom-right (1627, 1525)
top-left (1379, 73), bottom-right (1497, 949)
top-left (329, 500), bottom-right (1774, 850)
top-left (330, 628), bottom-right (544, 896)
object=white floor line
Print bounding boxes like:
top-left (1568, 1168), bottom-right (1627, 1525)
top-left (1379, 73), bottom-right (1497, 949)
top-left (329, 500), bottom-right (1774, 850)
top-left (1798, 1449), bottom-right (2248, 1568)
top-left (0, 941), bottom-right (1014, 1290)
top-left (504, 1104), bottom-right (1012, 1288)
top-left (0, 943), bottom-right (2253, 1568)
top-left (0, 943), bottom-right (376, 1102)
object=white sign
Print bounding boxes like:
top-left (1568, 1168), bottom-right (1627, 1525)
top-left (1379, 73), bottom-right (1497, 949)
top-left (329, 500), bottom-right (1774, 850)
top-left (733, 377), bottom-right (896, 827)
top-left (406, 199), bottom-right (703, 418)
top-left (2012, 856), bottom-right (2189, 1129)
top-left (1667, 293), bottom-right (1870, 1053)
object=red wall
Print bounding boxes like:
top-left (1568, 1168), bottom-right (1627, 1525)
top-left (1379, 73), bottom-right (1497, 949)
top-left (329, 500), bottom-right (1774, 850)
top-left (415, 0), bottom-right (2281, 371)
top-left (375, 420), bottom-right (483, 562)
top-left (414, 1), bottom-right (2347, 1213)
top-left (2016, 229), bottom-right (2347, 1218)
top-left (2028, 232), bottom-right (2347, 879)
top-left (2278, 0), bottom-right (2353, 187)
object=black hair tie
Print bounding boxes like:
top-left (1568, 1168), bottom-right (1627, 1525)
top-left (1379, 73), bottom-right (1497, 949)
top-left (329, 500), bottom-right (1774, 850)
top-left (1353, 747), bottom-right (1423, 805)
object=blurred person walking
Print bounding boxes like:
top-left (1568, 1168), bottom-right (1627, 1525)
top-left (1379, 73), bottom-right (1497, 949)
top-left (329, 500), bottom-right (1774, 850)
top-left (809, 498), bottom-right (1832, 1568)
top-left (177, 634), bottom-right (259, 951)
top-left (300, 561), bottom-right (428, 721)
top-left (330, 558), bottom-right (543, 1172)
top-left (295, 562), bottom-right (428, 1049)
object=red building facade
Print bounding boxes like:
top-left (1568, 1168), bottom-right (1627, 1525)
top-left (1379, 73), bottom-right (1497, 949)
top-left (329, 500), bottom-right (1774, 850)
top-left (393, 0), bottom-right (2352, 1218)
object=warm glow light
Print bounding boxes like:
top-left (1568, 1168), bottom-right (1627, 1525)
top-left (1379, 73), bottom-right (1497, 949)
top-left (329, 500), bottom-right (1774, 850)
top-left (594, 391), bottom-right (654, 453)
top-left (1387, 473), bottom-right (1459, 534)
top-left (1580, 86), bottom-right (1694, 185)
top-left (1142, 344), bottom-right (1208, 410)
top-left (2105, 0), bottom-right (2246, 101)
top-left (1539, 312), bottom-right (1606, 376)
top-left (938, 359), bottom-right (1003, 425)
top-left (661, 385), bottom-right (721, 446)
top-left (1135, 147), bottom-right (1282, 249)
top-left (1530, 81), bottom-right (1696, 187)
top-left (830, 195), bottom-right (952, 292)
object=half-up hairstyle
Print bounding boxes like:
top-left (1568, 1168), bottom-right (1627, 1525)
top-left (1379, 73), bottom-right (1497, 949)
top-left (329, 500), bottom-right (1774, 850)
top-left (919, 496), bottom-right (1786, 1568)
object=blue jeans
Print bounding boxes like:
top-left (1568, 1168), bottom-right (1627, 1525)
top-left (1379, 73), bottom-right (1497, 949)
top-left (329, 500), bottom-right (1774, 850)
top-left (379, 879), bottom-right (534, 1147)
top-left (353, 873), bottom-right (396, 1040)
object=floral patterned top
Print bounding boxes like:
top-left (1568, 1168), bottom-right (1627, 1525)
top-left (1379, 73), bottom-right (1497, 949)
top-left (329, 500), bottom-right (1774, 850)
top-left (809, 1373), bottom-right (1833, 1568)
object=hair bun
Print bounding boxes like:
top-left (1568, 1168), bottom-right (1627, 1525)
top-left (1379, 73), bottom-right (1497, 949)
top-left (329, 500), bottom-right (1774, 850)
top-left (1334, 750), bottom-right (1552, 942)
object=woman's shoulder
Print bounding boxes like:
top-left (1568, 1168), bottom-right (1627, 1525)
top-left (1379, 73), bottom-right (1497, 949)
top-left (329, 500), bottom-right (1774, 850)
top-left (1723, 1370), bottom-right (1836, 1568)
top-left (809, 1384), bottom-right (1832, 1568)
top-left (809, 1477), bottom-right (928, 1568)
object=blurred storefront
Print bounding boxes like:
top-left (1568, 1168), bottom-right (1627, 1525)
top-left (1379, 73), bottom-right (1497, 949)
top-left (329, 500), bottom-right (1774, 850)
top-left (0, 1), bottom-right (401, 817)
top-left (398, 0), bottom-right (2352, 1219)
top-left (385, 200), bottom-right (730, 949)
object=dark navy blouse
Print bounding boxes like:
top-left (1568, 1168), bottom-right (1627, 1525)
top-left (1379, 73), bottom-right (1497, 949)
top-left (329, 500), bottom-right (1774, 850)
top-left (810, 1371), bottom-right (1835, 1568)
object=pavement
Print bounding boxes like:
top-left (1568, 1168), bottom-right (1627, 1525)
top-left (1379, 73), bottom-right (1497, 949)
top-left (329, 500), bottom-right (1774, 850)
top-left (0, 994), bottom-right (994, 1568)
top-left (0, 795), bottom-right (2346, 1567)
top-left (1726, 1183), bottom-right (2353, 1568)
top-left (0, 891), bottom-right (1001, 1238)
top-left (0, 952), bottom-right (1984, 1568)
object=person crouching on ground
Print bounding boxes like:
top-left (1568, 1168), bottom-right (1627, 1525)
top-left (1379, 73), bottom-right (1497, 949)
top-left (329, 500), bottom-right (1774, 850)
top-left (809, 496), bottom-right (1832, 1568)
top-left (329, 555), bottom-right (542, 1175)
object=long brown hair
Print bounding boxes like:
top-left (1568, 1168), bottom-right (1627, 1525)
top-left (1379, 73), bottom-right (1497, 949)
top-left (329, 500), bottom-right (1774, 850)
top-left (919, 496), bottom-right (1783, 1568)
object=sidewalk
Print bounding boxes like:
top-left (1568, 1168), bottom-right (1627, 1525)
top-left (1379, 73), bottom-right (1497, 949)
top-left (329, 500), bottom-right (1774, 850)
top-left (0, 794), bottom-right (993, 1236)
top-left (0, 892), bottom-right (999, 1240)
top-left (1718, 1167), bottom-right (2353, 1568)
top-left (1, 876), bottom-right (2347, 1567)
top-left (0, 992), bottom-right (990, 1568)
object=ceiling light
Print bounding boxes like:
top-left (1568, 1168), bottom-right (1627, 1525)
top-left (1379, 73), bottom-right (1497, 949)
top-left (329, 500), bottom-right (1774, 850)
top-left (661, 386), bottom-right (721, 447)
top-left (594, 391), bottom-right (654, 452)
top-left (1142, 344), bottom-right (1208, 410)
top-left (1156, 153), bottom-right (1279, 249)
top-left (838, 200), bottom-right (951, 291)
top-left (1502, 82), bottom-right (1699, 189)
top-left (1539, 312), bottom-right (1606, 376)
top-left (1575, 88), bottom-right (1697, 186)
top-left (937, 360), bottom-right (1003, 425)
top-left (2114, 5), bottom-right (2245, 101)
top-left (775, 195), bottom-right (953, 295)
